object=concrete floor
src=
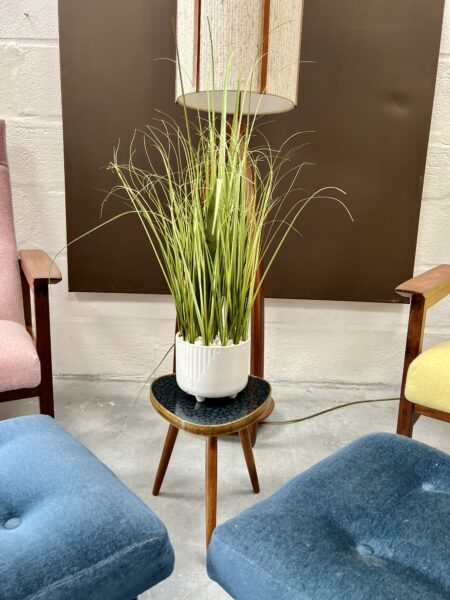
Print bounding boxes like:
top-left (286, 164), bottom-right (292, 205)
top-left (1, 379), bottom-right (449, 599)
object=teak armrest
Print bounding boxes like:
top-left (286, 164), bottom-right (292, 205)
top-left (19, 249), bottom-right (62, 289)
top-left (13, 249), bottom-right (61, 419)
top-left (396, 264), bottom-right (450, 309)
top-left (396, 264), bottom-right (450, 436)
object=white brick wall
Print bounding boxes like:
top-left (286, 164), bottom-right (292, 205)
top-left (1, 1), bottom-right (449, 386)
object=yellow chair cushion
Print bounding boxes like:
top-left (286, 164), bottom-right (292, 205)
top-left (405, 341), bottom-right (450, 413)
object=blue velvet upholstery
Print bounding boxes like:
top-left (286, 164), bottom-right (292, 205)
top-left (0, 415), bottom-right (174, 600)
top-left (207, 433), bottom-right (450, 600)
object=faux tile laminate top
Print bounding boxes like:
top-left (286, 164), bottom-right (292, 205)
top-left (151, 375), bottom-right (271, 435)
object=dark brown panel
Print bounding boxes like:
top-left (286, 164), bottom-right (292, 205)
top-left (59, 0), bottom-right (444, 301)
top-left (59, 0), bottom-right (180, 294)
top-left (263, 0), bottom-right (445, 302)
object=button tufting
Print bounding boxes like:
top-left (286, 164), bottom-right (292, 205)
top-left (422, 482), bottom-right (449, 494)
top-left (357, 543), bottom-right (374, 556)
top-left (4, 518), bottom-right (21, 530)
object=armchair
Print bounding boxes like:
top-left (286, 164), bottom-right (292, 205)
top-left (396, 264), bottom-right (450, 436)
top-left (0, 120), bottom-right (61, 417)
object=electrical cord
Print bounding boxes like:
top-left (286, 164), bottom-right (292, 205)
top-left (261, 397), bottom-right (399, 425)
top-left (134, 343), bottom-right (175, 404)
top-left (116, 343), bottom-right (175, 439)
top-left (136, 344), bottom-right (399, 427)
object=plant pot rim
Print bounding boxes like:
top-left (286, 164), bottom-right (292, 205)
top-left (175, 332), bottom-right (249, 349)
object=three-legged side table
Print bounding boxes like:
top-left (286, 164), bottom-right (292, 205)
top-left (150, 375), bottom-right (272, 546)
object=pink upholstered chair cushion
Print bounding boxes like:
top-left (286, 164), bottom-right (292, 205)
top-left (0, 120), bottom-right (25, 325)
top-left (0, 320), bottom-right (41, 392)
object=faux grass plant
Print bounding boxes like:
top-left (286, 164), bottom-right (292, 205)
top-left (103, 70), bottom-right (350, 346)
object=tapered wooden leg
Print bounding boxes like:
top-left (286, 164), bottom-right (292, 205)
top-left (396, 396), bottom-right (414, 437)
top-left (249, 396), bottom-right (275, 444)
top-left (205, 436), bottom-right (217, 547)
top-left (396, 295), bottom-right (426, 438)
top-left (239, 428), bottom-right (260, 493)
top-left (249, 422), bottom-right (258, 447)
top-left (152, 425), bottom-right (179, 496)
top-left (34, 284), bottom-right (55, 418)
top-left (39, 390), bottom-right (55, 418)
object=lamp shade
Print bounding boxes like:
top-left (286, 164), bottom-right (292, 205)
top-left (176, 0), bottom-right (303, 115)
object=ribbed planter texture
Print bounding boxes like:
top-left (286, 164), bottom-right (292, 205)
top-left (175, 334), bottom-right (250, 402)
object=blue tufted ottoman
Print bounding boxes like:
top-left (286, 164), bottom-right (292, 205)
top-left (207, 433), bottom-right (450, 600)
top-left (0, 415), bottom-right (174, 600)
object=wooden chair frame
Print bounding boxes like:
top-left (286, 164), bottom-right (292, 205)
top-left (0, 249), bottom-right (62, 417)
top-left (396, 264), bottom-right (450, 437)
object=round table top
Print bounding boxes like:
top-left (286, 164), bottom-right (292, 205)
top-left (150, 375), bottom-right (272, 435)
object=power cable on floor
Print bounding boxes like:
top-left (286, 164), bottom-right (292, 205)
top-left (115, 343), bottom-right (175, 439)
top-left (261, 397), bottom-right (399, 425)
top-left (136, 343), bottom-right (175, 404)
top-left (138, 345), bottom-right (399, 427)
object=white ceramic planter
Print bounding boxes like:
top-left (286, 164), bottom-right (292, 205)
top-left (175, 334), bottom-right (250, 402)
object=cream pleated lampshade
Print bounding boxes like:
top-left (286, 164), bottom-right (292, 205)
top-left (175, 0), bottom-right (304, 114)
